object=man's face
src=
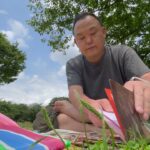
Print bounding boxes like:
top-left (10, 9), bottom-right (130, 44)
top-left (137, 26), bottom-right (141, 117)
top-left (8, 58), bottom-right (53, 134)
top-left (74, 16), bottom-right (106, 63)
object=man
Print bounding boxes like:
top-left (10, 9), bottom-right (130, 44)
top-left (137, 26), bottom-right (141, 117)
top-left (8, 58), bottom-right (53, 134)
top-left (33, 12), bottom-right (150, 133)
top-left (54, 12), bottom-right (150, 130)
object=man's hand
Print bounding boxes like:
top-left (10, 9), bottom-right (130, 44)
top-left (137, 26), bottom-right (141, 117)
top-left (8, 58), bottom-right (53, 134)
top-left (85, 98), bottom-right (113, 127)
top-left (124, 80), bottom-right (150, 120)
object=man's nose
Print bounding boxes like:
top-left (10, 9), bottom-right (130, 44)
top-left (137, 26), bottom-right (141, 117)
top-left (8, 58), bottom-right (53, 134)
top-left (86, 36), bottom-right (92, 44)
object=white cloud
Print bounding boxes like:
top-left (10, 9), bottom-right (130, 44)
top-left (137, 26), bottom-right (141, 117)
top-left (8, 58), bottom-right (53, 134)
top-left (1, 19), bottom-right (30, 49)
top-left (57, 65), bottom-right (66, 77)
top-left (50, 37), bottom-right (80, 65)
top-left (16, 38), bottom-right (28, 49)
top-left (0, 72), bottom-right (68, 106)
top-left (32, 58), bottom-right (47, 69)
top-left (2, 30), bottom-right (15, 41)
top-left (50, 37), bottom-right (80, 80)
top-left (50, 37), bottom-right (80, 82)
top-left (0, 9), bottom-right (8, 15)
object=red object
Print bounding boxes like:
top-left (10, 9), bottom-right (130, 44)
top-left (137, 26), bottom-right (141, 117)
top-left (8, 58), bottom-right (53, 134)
top-left (105, 89), bottom-right (125, 137)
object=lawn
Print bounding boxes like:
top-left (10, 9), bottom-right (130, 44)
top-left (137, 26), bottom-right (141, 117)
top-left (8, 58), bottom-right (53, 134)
top-left (18, 121), bottom-right (33, 130)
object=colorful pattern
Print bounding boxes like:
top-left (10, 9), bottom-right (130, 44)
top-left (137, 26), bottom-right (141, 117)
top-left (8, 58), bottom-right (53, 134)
top-left (0, 113), bottom-right (65, 150)
top-left (0, 129), bottom-right (47, 150)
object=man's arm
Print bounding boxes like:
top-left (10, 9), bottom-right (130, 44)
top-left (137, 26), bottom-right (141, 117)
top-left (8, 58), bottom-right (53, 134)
top-left (124, 72), bottom-right (150, 120)
top-left (68, 85), bottom-right (84, 109)
top-left (68, 85), bottom-right (91, 122)
top-left (68, 85), bottom-right (113, 126)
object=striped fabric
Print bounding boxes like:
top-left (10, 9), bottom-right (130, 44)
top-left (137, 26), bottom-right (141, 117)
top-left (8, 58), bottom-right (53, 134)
top-left (0, 113), bottom-right (65, 150)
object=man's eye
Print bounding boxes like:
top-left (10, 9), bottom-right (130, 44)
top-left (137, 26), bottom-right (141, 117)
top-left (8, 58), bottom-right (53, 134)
top-left (91, 32), bottom-right (96, 35)
top-left (79, 37), bottom-right (85, 40)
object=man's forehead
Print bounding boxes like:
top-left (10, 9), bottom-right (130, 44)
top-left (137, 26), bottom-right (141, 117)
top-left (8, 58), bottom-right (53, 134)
top-left (74, 16), bottom-right (100, 35)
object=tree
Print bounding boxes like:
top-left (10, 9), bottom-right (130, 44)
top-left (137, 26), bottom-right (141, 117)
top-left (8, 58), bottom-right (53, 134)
top-left (0, 33), bottom-right (26, 84)
top-left (0, 99), bottom-right (41, 122)
top-left (28, 0), bottom-right (150, 67)
top-left (29, 103), bottom-right (41, 121)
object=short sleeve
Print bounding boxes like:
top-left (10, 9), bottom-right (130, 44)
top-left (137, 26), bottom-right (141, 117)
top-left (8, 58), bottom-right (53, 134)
top-left (66, 58), bottom-right (83, 87)
top-left (120, 46), bottom-right (150, 80)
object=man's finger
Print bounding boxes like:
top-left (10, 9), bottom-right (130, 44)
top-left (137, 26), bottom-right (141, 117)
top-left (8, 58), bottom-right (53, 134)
top-left (99, 99), bottom-right (113, 112)
top-left (143, 88), bottom-right (150, 120)
top-left (124, 81), bottom-right (134, 92)
top-left (133, 83), bottom-right (144, 114)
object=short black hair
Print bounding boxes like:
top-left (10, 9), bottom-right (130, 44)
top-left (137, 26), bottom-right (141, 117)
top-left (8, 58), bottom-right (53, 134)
top-left (73, 12), bottom-right (102, 34)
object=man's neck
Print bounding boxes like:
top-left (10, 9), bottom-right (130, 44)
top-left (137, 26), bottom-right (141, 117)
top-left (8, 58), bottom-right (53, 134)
top-left (86, 49), bottom-right (105, 64)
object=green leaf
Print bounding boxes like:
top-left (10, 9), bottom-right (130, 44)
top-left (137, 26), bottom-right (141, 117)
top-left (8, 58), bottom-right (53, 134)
top-left (28, 0), bottom-right (150, 67)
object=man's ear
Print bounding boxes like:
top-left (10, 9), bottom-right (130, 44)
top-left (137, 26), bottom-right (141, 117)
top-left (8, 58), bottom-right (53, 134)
top-left (102, 27), bottom-right (107, 38)
top-left (74, 38), bottom-right (77, 46)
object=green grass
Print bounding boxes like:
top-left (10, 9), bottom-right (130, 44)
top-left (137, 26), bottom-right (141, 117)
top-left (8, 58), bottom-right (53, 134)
top-left (40, 106), bottom-right (150, 150)
top-left (18, 121), bottom-right (33, 130)
top-left (17, 120), bottom-right (150, 150)
top-left (80, 100), bottom-right (150, 150)
top-left (18, 100), bottom-right (150, 150)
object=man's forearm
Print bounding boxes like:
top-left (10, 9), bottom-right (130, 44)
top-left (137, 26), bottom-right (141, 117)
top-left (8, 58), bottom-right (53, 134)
top-left (68, 87), bottom-right (92, 122)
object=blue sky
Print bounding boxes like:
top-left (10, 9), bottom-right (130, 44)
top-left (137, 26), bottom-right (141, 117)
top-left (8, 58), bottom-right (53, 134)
top-left (0, 0), bottom-right (79, 105)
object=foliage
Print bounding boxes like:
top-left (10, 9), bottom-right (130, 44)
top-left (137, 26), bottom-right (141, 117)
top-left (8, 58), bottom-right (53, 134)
top-left (0, 97), bottom-right (68, 122)
top-left (30, 107), bottom-right (70, 149)
top-left (88, 138), bottom-right (150, 150)
top-left (47, 97), bottom-right (69, 106)
top-left (0, 33), bottom-right (26, 84)
top-left (0, 99), bottom-right (41, 122)
top-left (118, 139), bottom-right (150, 150)
top-left (18, 121), bottom-right (33, 130)
top-left (28, 0), bottom-right (150, 67)
top-left (41, 107), bottom-right (66, 146)
top-left (34, 96), bottom-right (150, 150)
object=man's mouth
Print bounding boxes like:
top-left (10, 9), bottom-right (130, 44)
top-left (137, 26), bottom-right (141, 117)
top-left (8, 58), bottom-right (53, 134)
top-left (86, 46), bottom-right (96, 50)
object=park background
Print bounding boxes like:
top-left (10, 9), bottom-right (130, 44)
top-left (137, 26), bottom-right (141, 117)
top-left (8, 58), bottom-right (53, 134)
top-left (0, 0), bottom-right (149, 129)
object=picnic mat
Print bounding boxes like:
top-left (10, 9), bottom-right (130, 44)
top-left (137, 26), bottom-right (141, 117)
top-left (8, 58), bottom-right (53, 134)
top-left (0, 113), bottom-right (65, 150)
top-left (42, 129), bottom-right (122, 147)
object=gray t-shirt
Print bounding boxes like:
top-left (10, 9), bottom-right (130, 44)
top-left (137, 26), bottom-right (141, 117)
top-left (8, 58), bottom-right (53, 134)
top-left (66, 45), bottom-right (150, 99)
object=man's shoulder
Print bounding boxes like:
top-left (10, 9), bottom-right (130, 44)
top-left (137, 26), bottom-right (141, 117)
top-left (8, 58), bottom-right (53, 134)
top-left (107, 44), bottom-right (132, 52)
top-left (106, 44), bottom-right (134, 57)
top-left (67, 54), bottom-right (83, 65)
top-left (66, 54), bottom-right (83, 72)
